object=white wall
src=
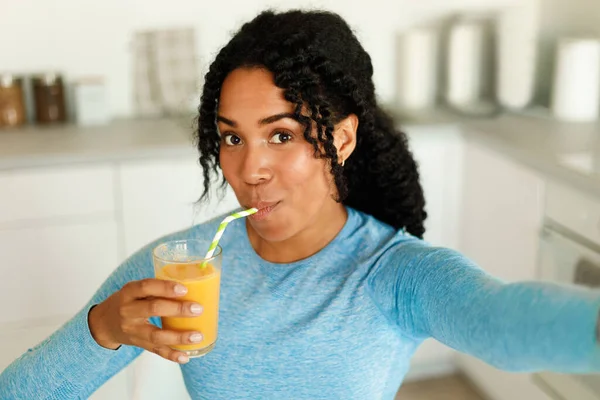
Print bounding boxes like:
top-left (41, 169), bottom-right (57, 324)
top-left (2, 0), bottom-right (517, 118)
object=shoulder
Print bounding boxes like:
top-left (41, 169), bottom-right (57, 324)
top-left (357, 209), bottom-right (486, 294)
top-left (362, 229), bottom-right (485, 337)
top-left (371, 232), bottom-right (480, 283)
top-left (342, 207), bottom-right (475, 275)
top-left (343, 207), bottom-right (397, 253)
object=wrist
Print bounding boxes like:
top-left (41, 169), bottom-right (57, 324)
top-left (88, 304), bottom-right (121, 350)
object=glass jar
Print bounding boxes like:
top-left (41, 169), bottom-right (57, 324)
top-left (0, 74), bottom-right (26, 128)
top-left (32, 73), bottom-right (67, 124)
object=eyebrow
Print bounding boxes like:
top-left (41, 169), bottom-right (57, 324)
top-left (216, 112), bottom-right (299, 128)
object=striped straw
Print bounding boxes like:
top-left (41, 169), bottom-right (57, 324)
top-left (204, 208), bottom-right (258, 261)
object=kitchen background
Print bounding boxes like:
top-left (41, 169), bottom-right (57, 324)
top-left (2, 0), bottom-right (600, 399)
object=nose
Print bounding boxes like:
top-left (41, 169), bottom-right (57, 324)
top-left (240, 145), bottom-right (273, 186)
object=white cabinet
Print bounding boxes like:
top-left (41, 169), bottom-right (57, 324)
top-left (458, 141), bottom-right (544, 282)
top-left (0, 220), bottom-right (122, 394)
top-left (0, 221), bottom-right (120, 324)
top-left (405, 128), bottom-right (464, 379)
top-left (0, 165), bottom-right (115, 226)
top-left (0, 158), bottom-right (239, 399)
top-left (455, 141), bottom-right (548, 400)
top-left (90, 368), bottom-right (132, 400)
top-left (459, 360), bottom-right (553, 400)
top-left (119, 158), bottom-right (240, 257)
top-left (410, 129), bottom-right (464, 249)
top-left (0, 319), bottom-right (131, 400)
top-left (0, 164), bottom-right (125, 398)
top-left (0, 320), bottom-right (65, 374)
top-left (130, 352), bottom-right (191, 400)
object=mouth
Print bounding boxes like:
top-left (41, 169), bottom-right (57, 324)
top-left (248, 201), bottom-right (281, 221)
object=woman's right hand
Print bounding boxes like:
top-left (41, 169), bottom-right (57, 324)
top-left (88, 279), bottom-right (203, 364)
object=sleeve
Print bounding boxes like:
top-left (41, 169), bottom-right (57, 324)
top-left (366, 238), bottom-right (600, 373)
top-left (0, 241), bottom-right (158, 399)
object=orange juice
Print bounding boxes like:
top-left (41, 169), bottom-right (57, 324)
top-left (156, 262), bottom-right (221, 354)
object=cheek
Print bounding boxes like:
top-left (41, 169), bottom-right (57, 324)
top-left (282, 147), bottom-right (330, 192)
top-left (219, 152), bottom-right (237, 185)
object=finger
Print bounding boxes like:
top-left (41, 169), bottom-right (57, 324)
top-left (122, 279), bottom-right (187, 301)
top-left (146, 344), bottom-right (191, 364)
top-left (121, 298), bottom-right (203, 318)
top-left (137, 324), bottom-right (204, 346)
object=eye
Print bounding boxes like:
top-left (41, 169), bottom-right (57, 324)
top-left (222, 134), bottom-right (242, 146)
top-left (270, 131), bottom-right (293, 144)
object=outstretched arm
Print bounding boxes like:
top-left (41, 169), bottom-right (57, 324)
top-left (368, 238), bottom-right (600, 372)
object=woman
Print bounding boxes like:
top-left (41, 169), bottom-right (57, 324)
top-left (1, 9), bottom-right (599, 400)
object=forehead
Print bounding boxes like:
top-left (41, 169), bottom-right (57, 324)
top-left (218, 68), bottom-right (294, 118)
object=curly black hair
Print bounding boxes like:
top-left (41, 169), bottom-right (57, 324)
top-left (195, 9), bottom-right (427, 238)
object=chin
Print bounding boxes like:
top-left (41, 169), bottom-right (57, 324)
top-left (248, 219), bottom-right (297, 243)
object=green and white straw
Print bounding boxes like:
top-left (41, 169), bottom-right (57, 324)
top-left (204, 208), bottom-right (258, 261)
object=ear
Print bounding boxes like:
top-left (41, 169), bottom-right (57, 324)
top-left (333, 114), bottom-right (358, 165)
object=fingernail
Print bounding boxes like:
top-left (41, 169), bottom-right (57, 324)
top-left (189, 333), bottom-right (203, 343)
top-left (178, 355), bottom-right (189, 363)
top-left (190, 304), bottom-right (203, 315)
top-left (174, 284), bottom-right (187, 295)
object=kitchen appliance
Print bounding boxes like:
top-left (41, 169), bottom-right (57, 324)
top-left (551, 37), bottom-right (600, 122)
top-left (446, 18), bottom-right (485, 107)
top-left (535, 182), bottom-right (600, 400)
top-left (73, 76), bottom-right (110, 126)
top-left (395, 26), bottom-right (439, 112)
top-left (0, 74), bottom-right (26, 128)
top-left (445, 15), bottom-right (497, 116)
top-left (495, 2), bottom-right (539, 110)
top-left (32, 73), bottom-right (67, 124)
top-left (530, 0), bottom-right (600, 109)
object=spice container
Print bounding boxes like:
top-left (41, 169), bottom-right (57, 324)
top-left (32, 73), bottom-right (67, 124)
top-left (0, 74), bottom-right (26, 128)
top-left (73, 76), bottom-right (110, 126)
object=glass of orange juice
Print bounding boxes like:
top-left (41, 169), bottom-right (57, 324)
top-left (152, 239), bottom-right (222, 358)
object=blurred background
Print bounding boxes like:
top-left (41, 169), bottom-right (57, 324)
top-left (1, 0), bottom-right (600, 399)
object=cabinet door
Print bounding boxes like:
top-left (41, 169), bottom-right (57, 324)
top-left (407, 131), bottom-right (463, 376)
top-left (458, 141), bottom-right (544, 282)
top-left (406, 339), bottom-right (458, 381)
top-left (410, 132), bottom-right (463, 249)
top-left (411, 139), bottom-right (446, 246)
top-left (90, 369), bottom-right (132, 400)
top-left (456, 356), bottom-right (552, 400)
top-left (0, 221), bottom-right (120, 324)
top-left (0, 319), bottom-right (131, 400)
top-left (456, 141), bottom-right (546, 400)
top-left (0, 164), bottom-right (115, 226)
top-left (130, 352), bottom-right (191, 400)
top-left (119, 158), bottom-right (240, 257)
top-left (0, 320), bottom-right (64, 373)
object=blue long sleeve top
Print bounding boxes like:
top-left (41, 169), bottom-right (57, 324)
top-left (1, 207), bottom-right (599, 399)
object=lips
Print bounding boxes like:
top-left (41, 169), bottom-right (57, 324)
top-left (247, 201), bottom-right (280, 221)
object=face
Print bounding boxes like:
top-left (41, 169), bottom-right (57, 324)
top-left (217, 67), bottom-right (347, 243)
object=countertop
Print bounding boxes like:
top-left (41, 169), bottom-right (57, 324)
top-left (461, 112), bottom-right (600, 200)
top-left (0, 117), bottom-right (198, 170)
top-left (0, 113), bottom-right (458, 170)
top-left (394, 108), bottom-right (600, 200)
top-left (3, 110), bottom-right (600, 199)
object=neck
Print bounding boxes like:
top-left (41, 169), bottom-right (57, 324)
top-left (247, 203), bottom-right (348, 263)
